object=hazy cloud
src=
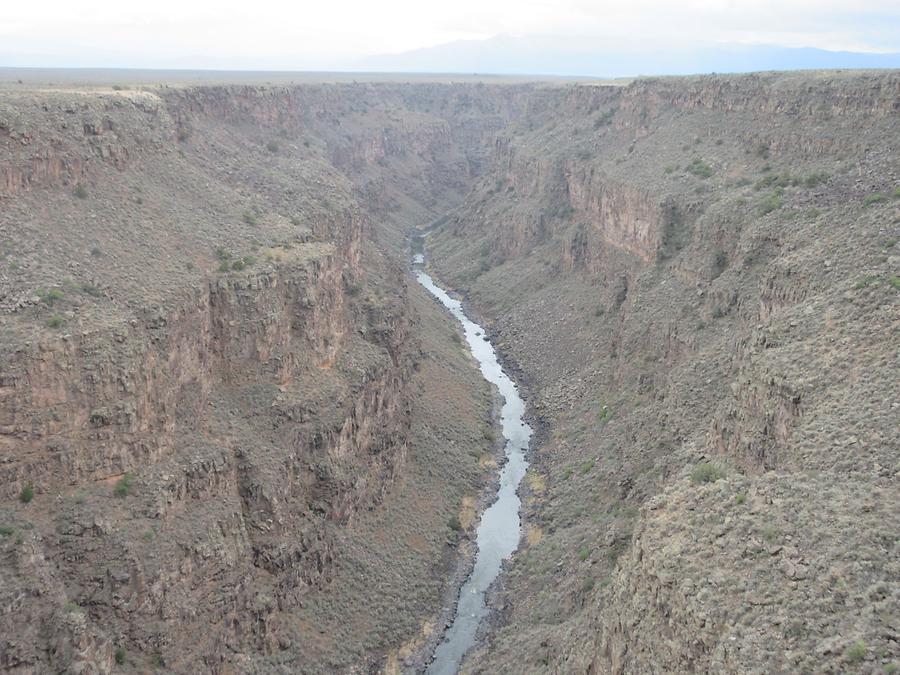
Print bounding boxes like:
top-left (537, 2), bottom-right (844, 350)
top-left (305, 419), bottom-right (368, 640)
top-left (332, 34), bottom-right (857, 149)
top-left (1, 0), bottom-right (898, 69)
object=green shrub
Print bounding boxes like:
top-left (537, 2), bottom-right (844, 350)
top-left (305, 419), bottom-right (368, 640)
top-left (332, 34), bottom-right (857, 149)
top-left (113, 473), bottom-right (134, 498)
top-left (803, 171), bottom-right (829, 187)
top-left (115, 647), bottom-right (126, 665)
top-left (0, 524), bottom-right (15, 536)
top-left (266, 140), bottom-right (279, 153)
top-left (757, 192), bottom-right (784, 216)
top-left (38, 288), bottom-right (64, 306)
top-left (215, 247), bottom-right (231, 262)
top-left (594, 109), bottom-right (615, 127)
top-left (734, 492), bottom-right (747, 505)
top-left (691, 462), bottom-right (725, 485)
top-left (760, 525), bottom-right (781, 542)
top-left (597, 404), bottom-right (610, 424)
top-left (855, 275), bottom-right (879, 289)
top-left (889, 276), bottom-right (900, 290)
top-left (893, 187), bottom-right (900, 199)
top-left (73, 185), bottom-right (88, 199)
top-left (863, 193), bottom-right (886, 206)
top-left (577, 547), bottom-right (591, 562)
top-left (19, 484), bottom-right (34, 503)
top-left (90, 246), bottom-right (103, 257)
top-left (242, 211), bottom-right (257, 225)
top-left (844, 641), bottom-right (866, 664)
top-left (46, 314), bottom-right (64, 329)
top-left (686, 158), bottom-right (713, 179)
top-left (448, 515), bottom-right (462, 532)
top-left (64, 601), bottom-right (84, 614)
top-left (231, 259), bottom-right (246, 271)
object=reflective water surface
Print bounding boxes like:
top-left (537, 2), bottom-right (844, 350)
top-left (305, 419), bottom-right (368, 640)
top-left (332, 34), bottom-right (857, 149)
top-left (416, 269), bottom-right (532, 675)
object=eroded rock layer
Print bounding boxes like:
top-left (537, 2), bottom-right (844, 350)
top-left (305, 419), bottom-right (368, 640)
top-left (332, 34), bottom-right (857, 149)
top-left (428, 71), bottom-right (899, 674)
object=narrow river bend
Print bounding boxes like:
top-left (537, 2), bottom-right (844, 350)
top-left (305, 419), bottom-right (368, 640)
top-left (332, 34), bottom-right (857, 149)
top-left (415, 263), bottom-right (532, 675)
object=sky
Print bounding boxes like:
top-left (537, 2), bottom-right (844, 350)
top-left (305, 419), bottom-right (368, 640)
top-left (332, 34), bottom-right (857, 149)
top-left (1, 0), bottom-right (899, 70)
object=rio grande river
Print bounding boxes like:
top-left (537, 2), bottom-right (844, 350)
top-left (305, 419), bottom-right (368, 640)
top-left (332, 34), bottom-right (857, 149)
top-left (415, 263), bottom-right (532, 675)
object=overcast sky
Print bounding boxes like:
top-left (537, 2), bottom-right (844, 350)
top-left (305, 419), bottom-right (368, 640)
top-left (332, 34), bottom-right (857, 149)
top-left (2, 0), bottom-right (898, 69)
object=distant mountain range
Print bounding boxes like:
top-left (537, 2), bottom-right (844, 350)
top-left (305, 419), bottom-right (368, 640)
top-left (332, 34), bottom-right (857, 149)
top-left (359, 35), bottom-right (900, 78)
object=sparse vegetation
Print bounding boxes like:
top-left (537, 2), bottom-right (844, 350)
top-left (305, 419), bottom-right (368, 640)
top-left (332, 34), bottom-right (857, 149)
top-left (803, 171), bottom-right (829, 187)
top-left (855, 275), bottom-right (879, 289)
top-left (863, 193), bottom-right (886, 207)
top-left (242, 211), bottom-right (258, 225)
top-left (691, 462), bottom-right (725, 484)
top-left (19, 484), bottom-right (34, 503)
top-left (113, 473), bottom-right (134, 498)
top-left (686, 158), bottom-right (713, 178)
top-left (760, 525), bottom-right (781, 542)
top-left (844, 641), bottom-right (866, 664)
top-left (115, 647), bottom-right (126, 665)
top-left (46, 314), bottom-right (64, 328)
top-left (597, 403), bottom-right (610, 425)
top-left (594, 108), bottom-right (616, 127)
top-left (266, 140), bottom-right (279, 153)
top-left (757, 191), bottom-right (784, 215)
top-left (0, 524), bottom-right (15, 536)
top-left (38, 288), bottom-right (64, 306)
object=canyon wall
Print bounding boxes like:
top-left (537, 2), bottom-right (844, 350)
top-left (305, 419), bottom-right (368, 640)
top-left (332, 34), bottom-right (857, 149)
top-left (2, 72), bottom-right (897, 674)
top-left (0, 82), bottom-right (507, 673)
top-left (429, 71), bottom-right (899, 674)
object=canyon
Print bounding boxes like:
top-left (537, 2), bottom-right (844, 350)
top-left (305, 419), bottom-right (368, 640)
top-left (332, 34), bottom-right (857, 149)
top-left (0, 71), bottom-right (898, 673)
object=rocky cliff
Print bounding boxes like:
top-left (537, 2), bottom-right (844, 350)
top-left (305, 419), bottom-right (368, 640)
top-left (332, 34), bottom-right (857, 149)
top-left (428, 71), bottom-right (899, 674)
top-left (2, 72), bottom-right (897, 674)
top-left (0, 81), bottom-right (507, 673)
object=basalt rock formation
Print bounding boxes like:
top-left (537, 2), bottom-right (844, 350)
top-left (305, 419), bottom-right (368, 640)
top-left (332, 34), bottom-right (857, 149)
top-left (429, 71), bottom-right (899, 674)
top-left (0, 82), bottom-right (516, 673)
top-left (1, 71), bottom-right (898, 674)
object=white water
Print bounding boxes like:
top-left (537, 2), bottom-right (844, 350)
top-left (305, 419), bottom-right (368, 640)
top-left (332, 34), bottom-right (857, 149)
top-left (416, 269), bottom-right (532, 675)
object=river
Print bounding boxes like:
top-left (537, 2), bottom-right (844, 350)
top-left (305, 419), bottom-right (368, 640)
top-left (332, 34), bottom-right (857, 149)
top-left (414, 262), bottom-right (532, 675)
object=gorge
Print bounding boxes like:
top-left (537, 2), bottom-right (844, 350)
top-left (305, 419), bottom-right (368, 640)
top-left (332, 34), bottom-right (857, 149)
top-left (0, 71), bottom-right (898, 674)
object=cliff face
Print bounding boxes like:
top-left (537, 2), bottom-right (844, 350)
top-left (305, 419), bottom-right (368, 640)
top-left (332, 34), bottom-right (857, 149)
top-left (429, 72), bottom-right (899, 674)
top-left (0, 82), bottom-right (505, 673)
top-left (2, 72), bottom-right (897, 674)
